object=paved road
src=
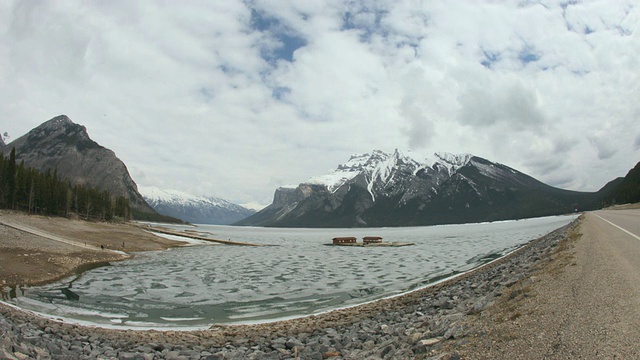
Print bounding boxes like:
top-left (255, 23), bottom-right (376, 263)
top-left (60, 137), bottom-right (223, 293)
top-left (448, 209), bottom-right (640, 358)
top-left (594, 208), bottom-right (640, 241)
top-left (530, 209), bottom-right (640, 358)
top-left (561, 209), bottom-right (640, 357)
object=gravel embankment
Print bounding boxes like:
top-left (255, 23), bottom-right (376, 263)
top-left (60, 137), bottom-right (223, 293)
top-left (437, 210), bottom-right (640, 359)
top-left (0, 219), bottom-right (578, 360)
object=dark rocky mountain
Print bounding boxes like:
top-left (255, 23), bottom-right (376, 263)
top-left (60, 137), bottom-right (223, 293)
top-left (237, 150), bottom-right (613, 228)
top-left (2, 115), bottom-right (156, 218)
top-left (602, 160), bottom-right (640, 206)
top-left (139, 186), bottom-right (255, 225)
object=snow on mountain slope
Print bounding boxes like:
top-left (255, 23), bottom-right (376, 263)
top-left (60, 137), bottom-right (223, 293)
top-left (305, 149), bottom-right (469, 201)
top-left (434, 152), bottom-right (472, 174)
top-left (307, 152), bottom-right (372, 192)
top-left (140, 186), bottom-right (227, 207)
top-left (238, 148), bottom-right (605, 228)
top-left (138, 186), bottom-right (254, 224)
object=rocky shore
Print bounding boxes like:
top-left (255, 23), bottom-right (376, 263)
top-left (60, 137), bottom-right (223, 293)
top-left (0, 218), bottom-right (579, 360)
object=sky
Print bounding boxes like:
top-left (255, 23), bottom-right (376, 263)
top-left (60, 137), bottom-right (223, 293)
top-left (1, 0), bottom-right (639, 210)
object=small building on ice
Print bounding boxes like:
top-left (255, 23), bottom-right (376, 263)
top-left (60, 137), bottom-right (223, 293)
top-left (363, 236), bottom-right (383, 245)
top-left (333, 237), bottom-right (357, 245)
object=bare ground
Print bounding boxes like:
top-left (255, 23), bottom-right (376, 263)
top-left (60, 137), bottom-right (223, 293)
top-left (0, 211), bottom-right (184, 287)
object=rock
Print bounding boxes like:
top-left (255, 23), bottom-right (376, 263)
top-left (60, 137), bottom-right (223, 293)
top-left (133, 345), bottom-right (153, 353)
top-left (285, 337), bottom-right (302, 350)
top-left (418, 337), bottom-right (442, 347)
top-left (201, 353), bottom-right (224, 360)
top-left (436, 299), bottom-right (455, 310)
top-left (468, 296), bottom-right (492, 314)
top-left (380, 344), bottom-right (395, 358)
top-left (0, 349), bottom-right (18, 360)
top-left (409, 332), bottom-right (425, 343)
top-left (104, 349), bottom-right (118, 358)
top-left (147, 342), bottom-right (164, 352)
top-left (13, 352), bottom-right (29, 360)
top-left (33, 346), bottom-right (50, 359)
top-left (323, 351), bottom-right (341, 359)
top-left (118, 352), bottom-right (139, 360)
top-left (444, 324), bottom-right (467, 339)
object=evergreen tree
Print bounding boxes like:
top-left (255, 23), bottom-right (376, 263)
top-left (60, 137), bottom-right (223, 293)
top-left (0, 147), bottom-right (130, 221)
top-left (6, 148), bottom-right (16, 209)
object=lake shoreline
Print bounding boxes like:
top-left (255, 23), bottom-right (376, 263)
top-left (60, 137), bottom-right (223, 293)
top-left (0, 210), bottom-right (193, 290)
top-left (0, 212), bottom-right (580, 359)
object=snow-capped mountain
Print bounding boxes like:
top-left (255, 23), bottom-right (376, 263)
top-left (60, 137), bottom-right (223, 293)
top-left (302, 150), bottom-right (472, 202)
top-left (139, 186), bottom-right (255, 225)
top-left (237, 149), bottom-right (606, 227)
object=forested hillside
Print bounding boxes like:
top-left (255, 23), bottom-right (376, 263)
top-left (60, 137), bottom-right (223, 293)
top-left (0, 147), bottom-right (130, 221)
top-left (604, 161), bottom-right (640, 206)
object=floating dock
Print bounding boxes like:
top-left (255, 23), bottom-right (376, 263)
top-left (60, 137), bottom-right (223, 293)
top-left (328, 236), bottom-right (414, 247)
top-left (327, 242), bottom-right (415, 247)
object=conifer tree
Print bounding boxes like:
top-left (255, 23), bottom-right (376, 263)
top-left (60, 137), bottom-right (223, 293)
top-left (6, 148), bottom-right (16, 209)
top-left (0, 147), bottom-right (130, 221)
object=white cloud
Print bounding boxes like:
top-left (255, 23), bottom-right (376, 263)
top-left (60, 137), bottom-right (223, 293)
top-left (1, 0), bottom-right (639, 207)
top-left (457, 76), bottom-right (549, 133)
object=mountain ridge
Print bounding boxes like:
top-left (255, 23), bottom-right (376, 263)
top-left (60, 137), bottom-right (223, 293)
top-left (236, 149), bottom-right (612, 228)
top-left (139, 186), bottom-right (255, 225)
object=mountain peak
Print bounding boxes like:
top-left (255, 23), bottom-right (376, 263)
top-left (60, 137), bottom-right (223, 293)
top-left (434, 152), bottom-right (472, 166)
top-left (21, 115), bottom-right (100, 153)
top-left (308, 149), bottom-right (472, 193)
top-left (433, 152), bottom-right (473, 175)
top-left (47, 114), bottom-right (73, 126)
top-left (3, 115), bottom-right (156, 215)
top-left (139, 186), bottom-right (255, 224)
top-left (35, 115), bottom-right (77, 133)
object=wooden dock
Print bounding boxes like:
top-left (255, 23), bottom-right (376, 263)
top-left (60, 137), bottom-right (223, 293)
top-left (326, 242), bottom-right (415, 247)
top-left (329, 236), bottom-right (414, 247)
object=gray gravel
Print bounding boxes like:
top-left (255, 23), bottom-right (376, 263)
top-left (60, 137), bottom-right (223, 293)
top-left (0, 220), bottom-right (576, 359)
top-left (440, 210), bottom-right (640, 359)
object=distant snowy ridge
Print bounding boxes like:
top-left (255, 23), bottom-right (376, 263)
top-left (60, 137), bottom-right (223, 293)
top-left (139, 186), bottom-right (254, 225)
top-left (306, 149), bottom-right (471, 200)
top-left (140, 186), bottom-right (232, 208)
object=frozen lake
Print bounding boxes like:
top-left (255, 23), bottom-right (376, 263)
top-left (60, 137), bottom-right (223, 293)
top-left (8, 215), bottom-right (577, 329)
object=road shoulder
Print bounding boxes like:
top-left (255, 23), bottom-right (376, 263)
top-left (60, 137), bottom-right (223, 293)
top-left (436, 211), bottom-right (640, 358)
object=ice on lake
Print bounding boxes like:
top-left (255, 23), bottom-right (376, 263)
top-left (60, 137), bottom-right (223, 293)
top-left (10, 215), bottom-right (577, 329)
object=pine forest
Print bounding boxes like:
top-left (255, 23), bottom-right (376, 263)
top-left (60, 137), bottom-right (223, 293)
top-left (0, 147), bottom-right (131, 221)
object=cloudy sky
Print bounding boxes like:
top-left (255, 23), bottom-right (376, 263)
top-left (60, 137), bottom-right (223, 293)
top-left (1, 0), bottom-right (638, 209)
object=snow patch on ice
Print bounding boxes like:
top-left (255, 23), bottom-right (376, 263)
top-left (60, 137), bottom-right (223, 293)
top-left (147, 231), bottom-right (217, 246)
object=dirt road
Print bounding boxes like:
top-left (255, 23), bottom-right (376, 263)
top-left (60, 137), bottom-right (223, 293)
top-left (443, 209), bottom-right (640, 358)
top-left (0, 218), bottom-right (118, 254)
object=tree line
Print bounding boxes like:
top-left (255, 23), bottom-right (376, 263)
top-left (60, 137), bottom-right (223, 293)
top-left (0, 147), bottom-right (131, 221)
